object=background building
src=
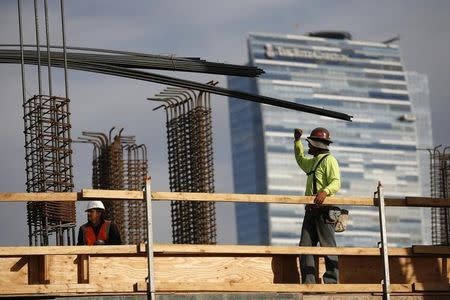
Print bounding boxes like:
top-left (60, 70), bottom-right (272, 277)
top-left (228, 32), bottom-right (432, 247)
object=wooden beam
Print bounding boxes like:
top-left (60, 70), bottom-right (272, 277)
top-left (28, 255), bottom-right (49, 284)
top-left (0, 245), bottom-right (140, 256)
top-left (77, 254), bottom-right (90, 284)
top-left (413, 282), bottom-right (450, 291)
top-left (406, 197), bottom-right (450, 207)
top-left (83, 189), bottom-right (379, 206)
top-left (0, 190), bottom-right (448, 208)
top-left (0, 283), bottom-right (414, 295)
top-left (0, 192), bottom-right (80, 202)
top-left (413, 245), bottom-right (450, 255)
top-left (82, 189), bottom-right (143, 200)
top-left (0, 244), bottom-right (414, 257)
top-left (137, 282), bottom-right (413, 293)
top-left (152, 244), bottom-right (413, 256)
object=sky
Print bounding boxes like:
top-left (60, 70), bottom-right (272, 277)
top-left (0, 0), bottom-right (449, 246)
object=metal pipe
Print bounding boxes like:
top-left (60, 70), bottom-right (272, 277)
top-left (144, 178), bottom-right (155, 299)
top-left (376, 182), bottom-right (390, 300)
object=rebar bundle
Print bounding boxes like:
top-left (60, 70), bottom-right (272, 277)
top-left (150, 83), bottom-right (217, 244)
top-left (0, 45), bottom-right (353, 122)
top-left (24, 95), bottom-right (75, 246)
top-left (430, 146), bottom-right (450, 245)
top-left (76, 129), bottom-right (148, 244)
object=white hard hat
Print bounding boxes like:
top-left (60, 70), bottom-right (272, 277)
top-left (85, 200), bottom-right (105, 212)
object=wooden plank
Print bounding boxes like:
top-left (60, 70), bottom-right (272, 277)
top-left (136, 282), bottom-right (412, 293)
top-left (0, 245), bottom-right (139, 256)
top-left (152, 244), bottom-right (412, 256)
top-left (89, 256), bottom-right (147, 289)
top-left (339, 256), bottom-right (450, 284)
top-left (0, 192), bottom-right (80, 202)
top-left (47, 255), bottom-right (78, 284)
top-left (0, 283), bottom-right (413, 295)
top-left (77, 255), bottom-right (89, 284)
top-left (0, 190), bottom-right (448, 208)
top-left (0, 244), bottom-right (413, 257)
top-left (0, 257), bottom-right (28, 286)
top-left (82, 189), bottom-right (143, 200)
top-left (0, 283), bottom-right (101, 295)
top-left (413, 245), bottom-right (450, 255)
top-left (82, 189), bottom-right (376, 206)
top-left (406, 197), bottom-right (450, 207)
top-left (154, 255), bottom-right (276, 287)
top-left (413, 282), bottom-right (450, 291)
top-left (28, 255), bottom-right (49, 284)
top-left (153, 192), bottom-right (377, 206)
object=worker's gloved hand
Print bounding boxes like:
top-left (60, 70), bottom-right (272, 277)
top-left (294, 128), bottom-right (303, 141)
top-left (314, 191), bottom-right (327, 205)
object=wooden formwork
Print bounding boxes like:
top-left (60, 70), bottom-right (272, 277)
top-left (0, 190), bottom-right (450, 298)
top-left (0, 244), bottom-right (450, 297)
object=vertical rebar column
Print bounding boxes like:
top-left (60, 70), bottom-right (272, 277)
top-left (20, 0), bottom-right (75, 246)
top-left (430, 146), bottom-right (450, 245)
top-left (24, 95), bottom-right (75, 245)
top-left (77, 130), bottom-right (148, 244)
top-left (150, 83), bottom-right (217, 244)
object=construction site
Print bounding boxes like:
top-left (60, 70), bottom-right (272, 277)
top-left (1, 1), bottom-right (450, 300)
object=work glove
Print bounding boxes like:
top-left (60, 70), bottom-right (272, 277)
top-left (294, 128), bottom-right (303, 141)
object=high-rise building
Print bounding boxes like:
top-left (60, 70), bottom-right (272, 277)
top-left (406, 72), bottom-right (433, 244)
top-left (228, 32), bottom-right (431, 247)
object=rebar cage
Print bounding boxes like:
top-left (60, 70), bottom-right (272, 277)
top-left (151, 83), bottom-right (217, 244)
top-left (77, 129), bottom-right (148, 245)
top-left (430, 146), bottom-right (450, 245)
top-left (24, 95), bottom-right (75, 246)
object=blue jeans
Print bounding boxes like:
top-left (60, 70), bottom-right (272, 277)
top-left (299, 207), bottom-right (339, 283)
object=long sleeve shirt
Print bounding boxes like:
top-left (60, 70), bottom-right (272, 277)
top-left (294, 140), bottom-right (341, 196)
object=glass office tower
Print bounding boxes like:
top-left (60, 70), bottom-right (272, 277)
top-left (228, 32), bottom-right (430, 247)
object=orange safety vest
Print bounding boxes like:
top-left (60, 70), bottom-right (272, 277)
top-left (81, 220), bottom-right (111, 245)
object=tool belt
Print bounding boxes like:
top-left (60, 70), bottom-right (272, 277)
top-left (307, 205), bottom-right (349, 232)
top-left (306, 154), bottom-right (349, 232)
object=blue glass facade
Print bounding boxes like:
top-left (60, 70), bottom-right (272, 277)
top-left (229, 33), bottom-right (428, 247)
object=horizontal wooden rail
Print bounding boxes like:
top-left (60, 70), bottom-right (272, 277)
top-left (0, 192), bottom-right (81, 202)
top-left (1, 244), bottom-right (448, 257)
top-left (137, 282), bottom-right (414, 293)
top-left (0, 190), bottom-right (448, 207)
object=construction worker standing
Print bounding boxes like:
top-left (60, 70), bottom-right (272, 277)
top-left (77, 201), bottom-right (122, 245)
top-left (294, 127), bottom-right (341, 284)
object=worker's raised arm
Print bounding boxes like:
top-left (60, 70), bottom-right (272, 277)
top-left (321, 156), bottom-right (341, 196)
top-left (294, 128), bottom-right (314, 173)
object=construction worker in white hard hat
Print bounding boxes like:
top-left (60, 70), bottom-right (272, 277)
top-left (77, 200), bottom-right (122, 245)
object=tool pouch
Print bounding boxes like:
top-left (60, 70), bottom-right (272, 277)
top-left (326, 207), bottom-right (349, 232)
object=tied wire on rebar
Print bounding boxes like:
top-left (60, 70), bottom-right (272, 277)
top-left (429, 146), bottom-right (450, 245)
top-left (75, 128), bottom-right (148, 244)
top-left (149, 82), bottom-right (217, 244)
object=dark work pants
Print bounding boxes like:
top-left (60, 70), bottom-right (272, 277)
top-left (299, 208), bottom-right (339, 283)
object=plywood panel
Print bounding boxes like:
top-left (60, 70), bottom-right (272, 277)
top-left (339, 256), bottom-right (449, 284)
top-left (0, 257), bottom-right (28, 286)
